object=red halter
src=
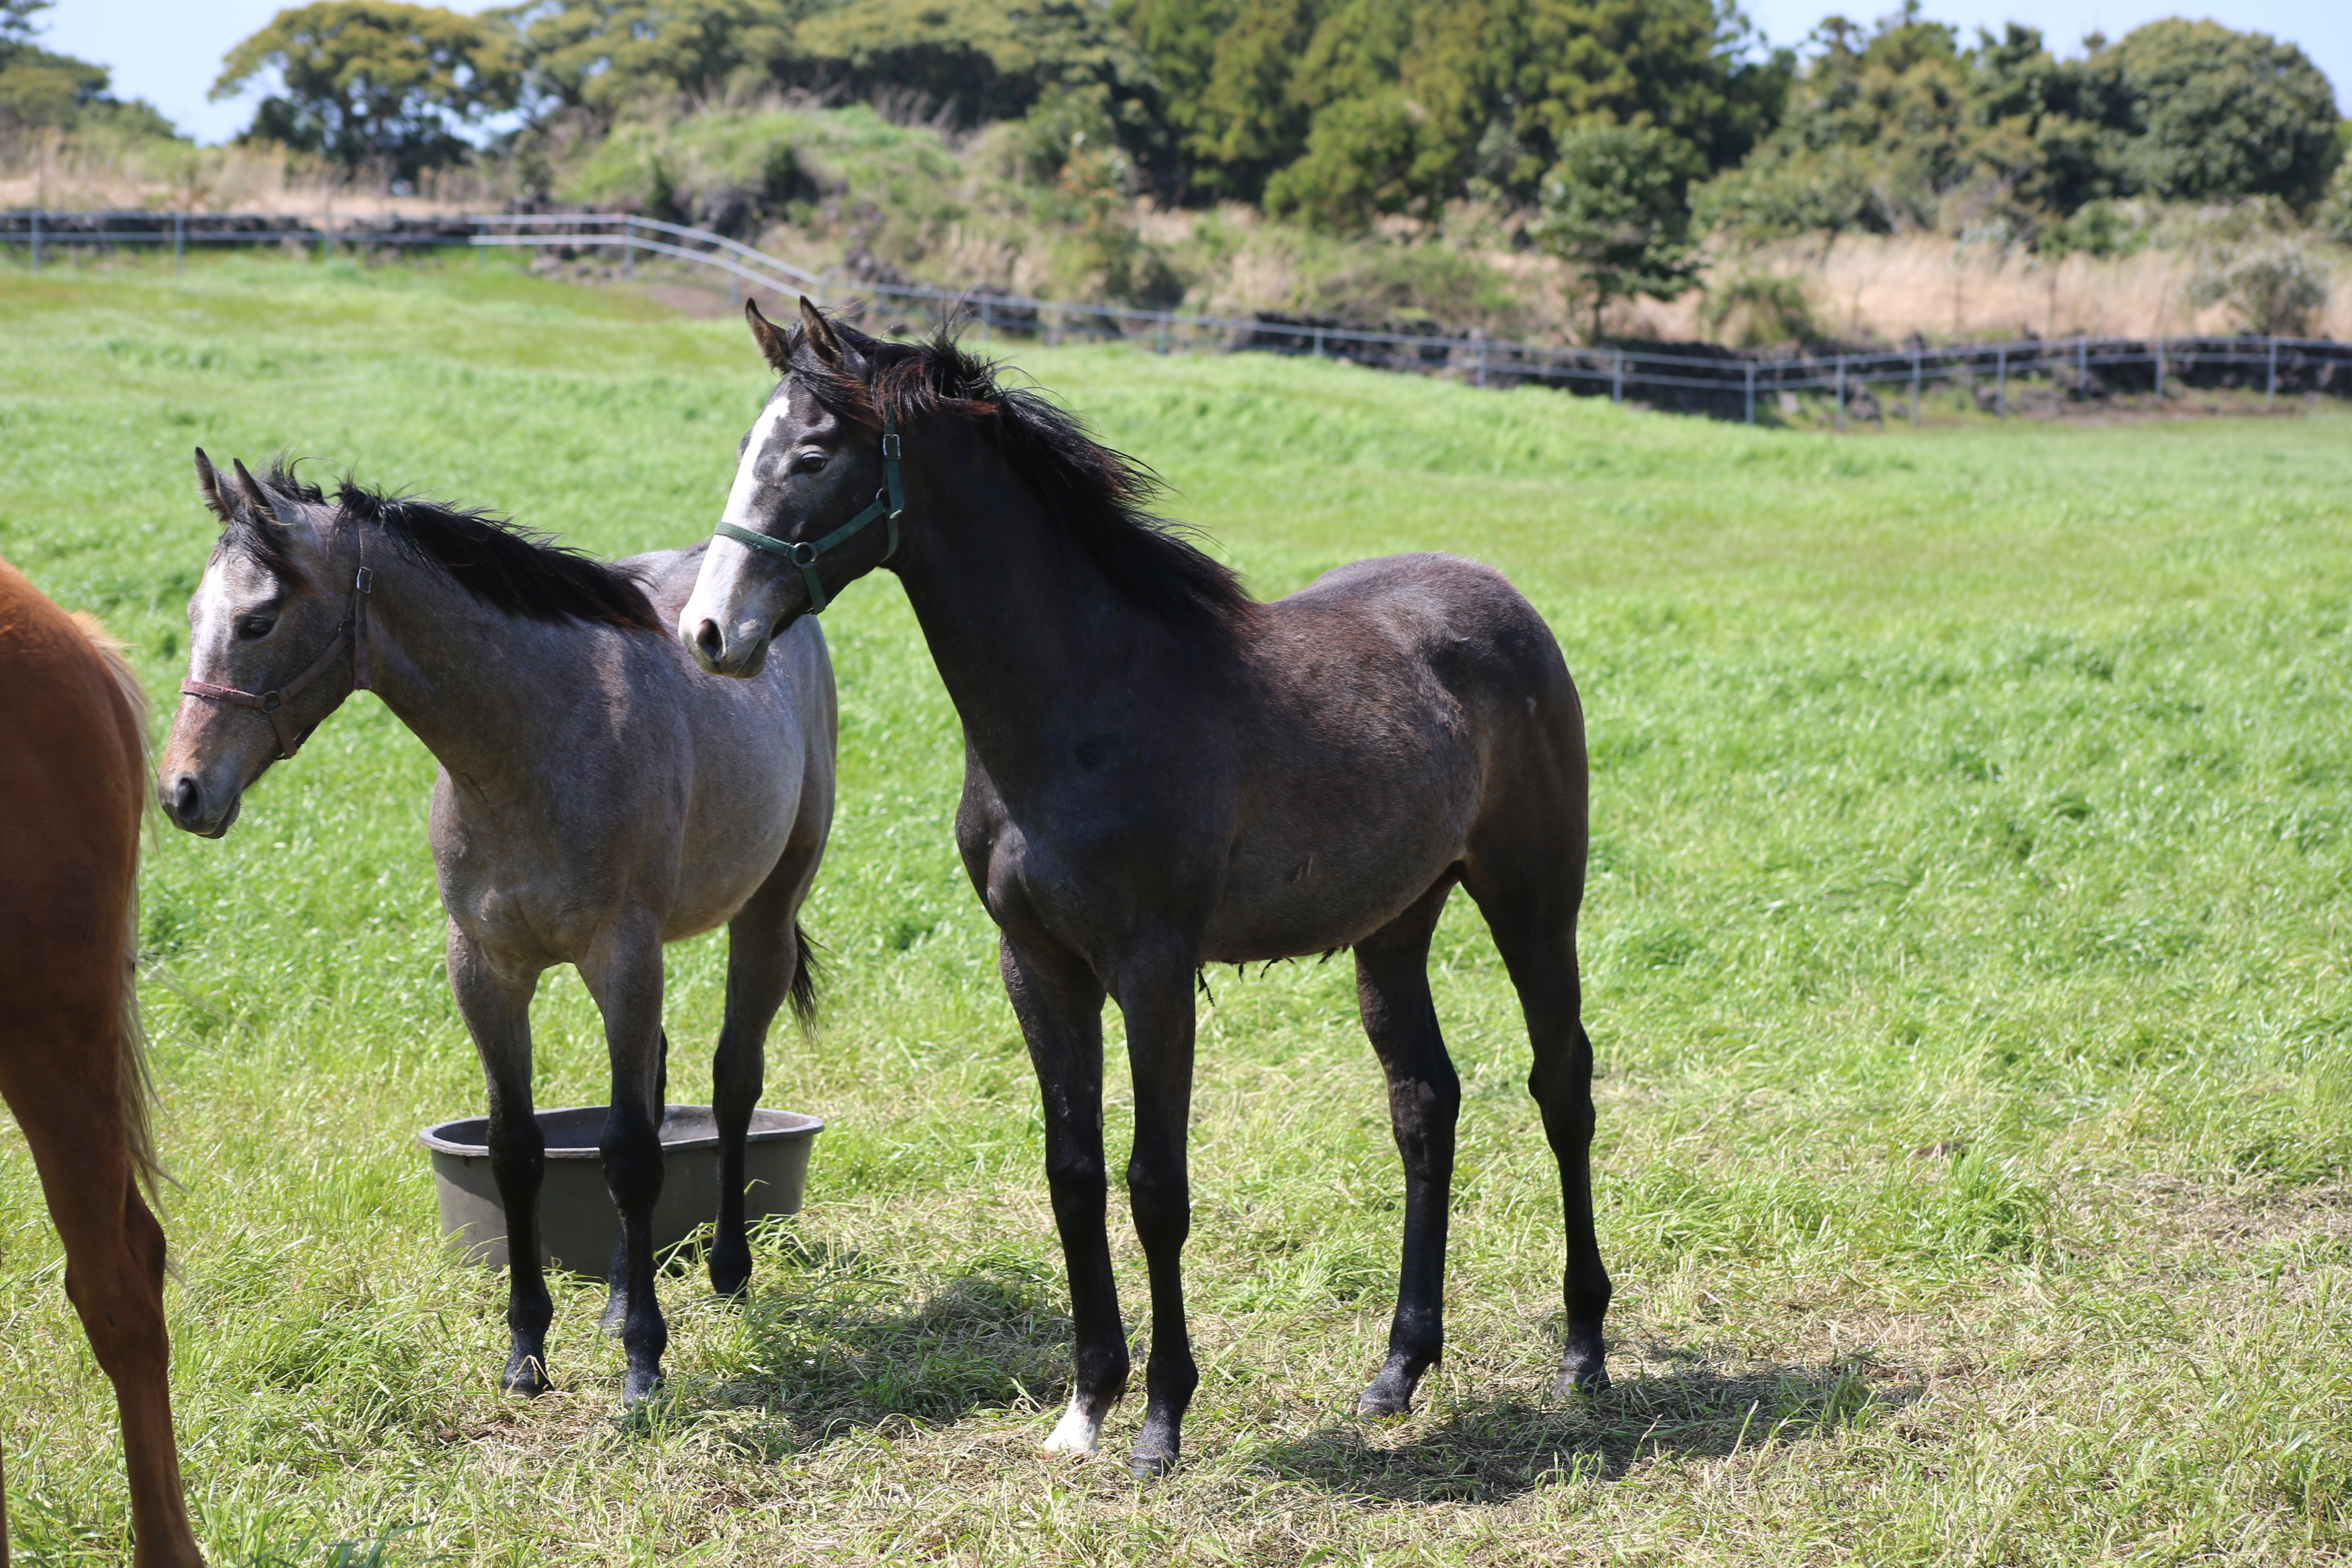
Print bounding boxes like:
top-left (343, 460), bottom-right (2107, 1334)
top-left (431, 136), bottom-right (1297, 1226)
top-left (180, 564), bottom-right (375, 760)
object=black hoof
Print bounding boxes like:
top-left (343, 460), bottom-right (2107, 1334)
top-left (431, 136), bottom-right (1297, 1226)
top-left (1552, 1358), bottom-right (1610, 1399)
top-left (1129, 1440), bottom-right (1177, 1479)
top-left (708, 1247), bottom-right (752, 1298)
top-left (1357, 1350), bottom-right (1429, 1420)
top-left (502, 1352), bottom-right (551, 1397)
top-left (621, 1364), bottom-right (663, 1409)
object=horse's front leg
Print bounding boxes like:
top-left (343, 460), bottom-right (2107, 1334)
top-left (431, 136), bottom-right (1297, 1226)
top-left (999, 933), bottom-right (1125, 1458)
top-left (579, 913), bottom-right (670, 1406)
top-left (1111, 939), bottom-right (1201, 1478)
top-left (446, 926), bottom-right (551, 1395)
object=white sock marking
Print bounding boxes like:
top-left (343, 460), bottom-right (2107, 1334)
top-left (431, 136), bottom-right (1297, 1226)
top-left (1042, 1396), bottom-right (1101, 1456)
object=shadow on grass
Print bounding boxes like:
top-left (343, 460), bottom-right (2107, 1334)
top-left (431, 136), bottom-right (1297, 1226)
top-left (1252, 1351), bottom-right (1926, 1504)
top-left (654, 1236), bottom-right (1072, 1457)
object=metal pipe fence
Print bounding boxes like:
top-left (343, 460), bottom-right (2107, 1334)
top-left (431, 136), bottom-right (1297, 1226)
top-left (6, 208), bottom-right (2346, 423)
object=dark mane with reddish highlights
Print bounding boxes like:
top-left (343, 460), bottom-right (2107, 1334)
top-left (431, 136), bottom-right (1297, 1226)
top-left (215, 461), bottom-right (660, 632)
top-left (783, 319), bottom-right (1252, 634)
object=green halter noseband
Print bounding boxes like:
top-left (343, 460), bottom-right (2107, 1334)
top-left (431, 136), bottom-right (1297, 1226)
top-left (713, 408), bottom-right (904, 615)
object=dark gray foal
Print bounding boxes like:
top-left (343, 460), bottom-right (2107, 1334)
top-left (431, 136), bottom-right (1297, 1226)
top-left (683, 301), bottom-right (1607, 1474)
top-left (160, 455), bottom-right (835, 1407)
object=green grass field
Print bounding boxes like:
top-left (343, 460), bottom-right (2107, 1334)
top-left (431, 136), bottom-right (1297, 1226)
top-left (3, 252), bottom-right (2351, 1566)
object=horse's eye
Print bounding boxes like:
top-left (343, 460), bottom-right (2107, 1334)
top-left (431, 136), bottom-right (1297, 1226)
top-left (793, 451), bottom-right (830, 475)
top-left (235, 614), bottom-right (276, 641)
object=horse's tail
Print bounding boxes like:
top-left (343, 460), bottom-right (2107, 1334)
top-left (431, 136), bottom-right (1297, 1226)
top-left (69, 611), bottom-right (163, 1205)
top-left (788, 920), bottom-right (824, 1034)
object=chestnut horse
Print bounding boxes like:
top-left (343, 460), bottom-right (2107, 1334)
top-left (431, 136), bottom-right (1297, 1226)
top-left (0, 558), bottom-right (203, 1565)
top-left (679, 300), bottom-right (1609, 1477)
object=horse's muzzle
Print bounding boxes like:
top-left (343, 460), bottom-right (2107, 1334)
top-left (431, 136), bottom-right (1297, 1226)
top-left (161, 771), bottom-right (241, 838)
top-left (684, 615), bottom-right (770, 679)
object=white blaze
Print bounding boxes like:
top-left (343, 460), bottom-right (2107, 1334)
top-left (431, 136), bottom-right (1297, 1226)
top-left (718, 400), bottom-right (792, 531)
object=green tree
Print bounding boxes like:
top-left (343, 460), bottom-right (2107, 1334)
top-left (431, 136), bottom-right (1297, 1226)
top-left (1693, 10), bottom-right (2342, 243)
top-left (793, 0), bottom-right (1162, 150)
top-left (497, 0), bottom-right (805, 121)
top-left (216, 2), bottom-right (521, 180)
top-left (0, 0), bottom-right (178, 135)
top-left (1530, 120), bottom-right (1702, 339)
top-left (2104, 20), bottom-right (2341, 207)
top-left (1153, 0), bottom-right (1784, 229)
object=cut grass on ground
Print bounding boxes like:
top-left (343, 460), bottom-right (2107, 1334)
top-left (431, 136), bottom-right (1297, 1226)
top-left (2, 253), bottom-right (2351, 1565)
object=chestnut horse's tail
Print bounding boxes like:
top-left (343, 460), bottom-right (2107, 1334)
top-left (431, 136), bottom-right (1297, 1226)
top-left (68, 610), bottom-right (163, 1204)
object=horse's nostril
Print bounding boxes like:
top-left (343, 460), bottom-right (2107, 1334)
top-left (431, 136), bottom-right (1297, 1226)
top-left (172, 775), bottom-right (202, 825)
top-left (694, 619), bottom-right (724, 664)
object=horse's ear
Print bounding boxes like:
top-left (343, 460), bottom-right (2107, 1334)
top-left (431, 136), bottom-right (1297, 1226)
top-left (796, 294), bottom-right (846, 368)
top-left (228, 457), bottom-right (302, 527)
top-left (746, 297), bottom-right (794, 375)
top-left (193, 447), bottom-right (232, 521)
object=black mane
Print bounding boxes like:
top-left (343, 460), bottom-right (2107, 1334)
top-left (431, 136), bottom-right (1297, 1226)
top-left (786, 319), bottom-right (1253, 634)
top-left (222, 462), bottom-right (661, 633)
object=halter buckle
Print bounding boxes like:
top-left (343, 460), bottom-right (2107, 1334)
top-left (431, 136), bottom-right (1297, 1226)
top-left (789, 541), bottom-right (818, 565)
top-left (259, 690), bottom-right (284, 713)
top-left (881, 432), bottom-right (901, 461)
top-left (355, 566), bottom-right (375, 593)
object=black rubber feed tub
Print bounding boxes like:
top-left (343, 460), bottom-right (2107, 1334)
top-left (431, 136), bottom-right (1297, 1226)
top-left (418, 1105), bottom-right (822, 1273)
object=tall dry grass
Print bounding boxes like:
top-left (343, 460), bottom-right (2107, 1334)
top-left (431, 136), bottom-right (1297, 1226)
top-left (1625, 232), bottom-right (2352, 345)
top-left (0, 128), bottom-right (496, 217)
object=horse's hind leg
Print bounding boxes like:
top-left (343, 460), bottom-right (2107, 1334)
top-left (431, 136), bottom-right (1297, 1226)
top-left (603, 1027), bottom-right (671, 1334)
top-left (708, 848), bottom-right (818, 1298)
top-left (578, 913), bottom-right (670, 1406)
top-left (2, 1078), bottom-right (202, 1566)
top-left (447, 926), bottom-right (553, 1396)
top-left (1464, 844), bottom-right (1611, 1396)
top-left (1354, 876), bottom-right (1465, 1419)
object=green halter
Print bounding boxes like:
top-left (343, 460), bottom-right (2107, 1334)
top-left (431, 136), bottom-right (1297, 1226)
top-left (713, 409), bottom-right (904, 615)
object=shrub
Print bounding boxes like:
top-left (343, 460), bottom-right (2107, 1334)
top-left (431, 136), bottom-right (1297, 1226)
top-left (2191, 239), bottom-right (2333, 337)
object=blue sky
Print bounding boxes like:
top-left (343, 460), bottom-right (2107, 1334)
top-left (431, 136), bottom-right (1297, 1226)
top-left (34, 0), bottom-right (2352, 148)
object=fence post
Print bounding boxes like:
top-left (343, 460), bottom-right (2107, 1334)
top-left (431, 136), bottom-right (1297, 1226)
top-left (2077, 333), bottom-right (2087, 401)
top-left (1611, 350), bottom-right (1622, 405)
top-left (29, 208), bottom-right (39, 273)
top-left (1996, 345), bottom-right (2006, 417)
top-left (1910, 347), bottom-right (1921, 426)
top-left (2267, 336), bottom-right (2277, 407)
top-left (1834, 354), bottom-right (1845, 433)
top-left (1156, 313), bottom-right (1167, 355)
top-left (623, 215), bottom-right (633, 281)
top-left (173, 211), bottom-right (185, 275)
top-left (2154, 335), bottom-right (2164, 405)
top-left (1744, 361), bottom-right (1755, 426)
top-left (1311, 325), bottom-right (1323, 359)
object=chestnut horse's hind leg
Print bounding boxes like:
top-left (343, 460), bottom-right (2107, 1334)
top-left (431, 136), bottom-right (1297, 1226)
top-left (1353, 876), bottom-right (1466, 1419)
top-left (1465, 855), bottom-right (1611, 1397)
top-left (6, 1083), bottom-right (203, 1567)
top-left (999, 935), bottom-right (1127, 1460)
top-left (578, 915), bottom-right (670, 1407)
top-left (445, 926), bottom-right (554, 1396)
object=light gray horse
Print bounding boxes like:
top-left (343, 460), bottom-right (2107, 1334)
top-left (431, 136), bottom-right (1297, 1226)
top-left (158, 453), bottom-right (835, 1407)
